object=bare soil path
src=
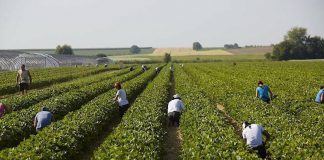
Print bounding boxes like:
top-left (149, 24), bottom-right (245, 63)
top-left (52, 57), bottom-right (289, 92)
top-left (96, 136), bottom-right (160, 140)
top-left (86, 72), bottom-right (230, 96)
top-left (162, 71), bottom-right (182, 160)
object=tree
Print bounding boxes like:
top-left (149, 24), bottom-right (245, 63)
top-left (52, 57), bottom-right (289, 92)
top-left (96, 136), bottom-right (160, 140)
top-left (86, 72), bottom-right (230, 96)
top-left (224, 43), bottom-right (240, 49)
top-left (55, 44), bottom-right (74, 55)
top-left (55, 45), bottom-right (63, 54)
top-left (270, 27), bottom-right (324, 60)
top-left (284, 27), bottom-right (307, 44)
top-left (164, 53), bottom-right (171, 63)
top-left (233, 43), bottom-right (239, 48)
top-left (193, 42), bottom-right (203, 51)
top-left (130, 45), bottom-right (141, 54)
top-left (264, 52), bottom-right (272, 60)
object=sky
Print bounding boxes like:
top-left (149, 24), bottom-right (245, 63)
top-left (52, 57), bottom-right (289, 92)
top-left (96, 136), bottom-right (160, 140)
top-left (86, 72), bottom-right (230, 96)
top-left (0, 0), bottom-right (323, 49)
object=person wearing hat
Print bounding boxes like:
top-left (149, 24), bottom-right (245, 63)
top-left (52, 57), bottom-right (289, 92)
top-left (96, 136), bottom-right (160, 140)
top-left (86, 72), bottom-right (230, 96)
top-left (167, 94), bottom-right (185, 127)
top-left (242, 121), bottom-right (270, 159)
top-left (0, 103), bottom-right (7, 118)
top-left (315, 86), bottom-right (324, 104)
top-left (113, 81), bottom-right (129, 117)
top-left (34, 107), bottom-right (54, 132)
top-left (256, 80), bottom-right (273, 103)
top-left (155, 67), bottom-right (160, 74)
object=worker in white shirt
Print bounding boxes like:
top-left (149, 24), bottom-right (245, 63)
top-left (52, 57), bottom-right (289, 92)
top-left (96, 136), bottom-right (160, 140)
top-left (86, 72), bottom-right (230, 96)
top-left (167, 94), bottom-right (185, 127)
top-left (242, 121), bottom-right (270, 159)
top-left (113, 82), bottom-right (129, 117)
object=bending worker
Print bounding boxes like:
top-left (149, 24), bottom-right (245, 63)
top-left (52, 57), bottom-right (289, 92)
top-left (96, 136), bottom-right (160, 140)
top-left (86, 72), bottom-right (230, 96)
top-left (256, 80), bottom-right (273, 103)
top-left (242, 121), bottom-right (270, 159)
top-left (0, 103), bottom-right (7, 118)
top-left (315, 86), bottom-right (324, 104)
top-left (16, 64), bottom-right (32, 95)
top-left (34, 107), bottom-right (54, 132)
top-left (167, 94), bottom-right (185, 127)
top-left (113, 82), bottom-right (129, 117)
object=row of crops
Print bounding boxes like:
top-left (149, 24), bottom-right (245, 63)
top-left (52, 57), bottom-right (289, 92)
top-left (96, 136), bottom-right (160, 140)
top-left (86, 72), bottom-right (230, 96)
top-left (182, 62), bottom-right (323, 159)
top-left (0, 62), bottom-right (322, 159)
top-left (0, 65), bottom-right (122, 95)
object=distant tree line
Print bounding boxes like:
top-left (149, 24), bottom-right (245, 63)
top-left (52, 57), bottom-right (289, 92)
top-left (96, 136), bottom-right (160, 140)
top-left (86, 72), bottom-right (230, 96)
top-left (245, 45), bottom-right (270, 48)
top-left (55, 44), bottom-right (74, 55)
top-left (266, 27), bottom-right (324, 60)
top-left (224, 43), bottom-right (240, 49)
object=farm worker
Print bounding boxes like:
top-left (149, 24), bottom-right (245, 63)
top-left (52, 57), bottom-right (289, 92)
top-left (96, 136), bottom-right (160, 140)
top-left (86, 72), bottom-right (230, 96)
top-left (113, 82), bottom-right (129, 117)
top-left (256, 80), bottom-right (273, 103)
top-left (129, 66), bottom-right (134, 71)
top-left (0, 103), bottom-right (7, 118)
top-left (167, 94), bottom-right (185, 127)
top-left (155, 67), bottom-right (160, 74)
top-left (34, 107), bottom-right (54, 132)
top-left (170, 64), bottom-right (174, 73)
top-left (242, 121), bottom-right (270, 159)
top-left (16, 64), bottom-right (32, 95)
top-left (315, 86), bottom-right (324, 103)
top-left (141, 65), bottom-right (147, 72)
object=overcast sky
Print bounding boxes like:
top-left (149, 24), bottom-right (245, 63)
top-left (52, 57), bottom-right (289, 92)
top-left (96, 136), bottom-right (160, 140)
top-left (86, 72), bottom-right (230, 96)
top-left (0, 0), bottom-right (323, 49)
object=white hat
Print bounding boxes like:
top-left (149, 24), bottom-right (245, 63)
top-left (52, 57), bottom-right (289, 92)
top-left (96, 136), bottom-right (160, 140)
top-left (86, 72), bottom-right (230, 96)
top-left (173, 94), bottom-right (181, 99)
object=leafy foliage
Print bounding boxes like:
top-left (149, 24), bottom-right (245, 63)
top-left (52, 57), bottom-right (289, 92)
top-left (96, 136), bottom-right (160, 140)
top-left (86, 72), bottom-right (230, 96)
top-left (174, 65), bottom-right (257, 159)
top-left (164, 53), bottom-right (171, 63)
top-left (0, 66), bottom-right (116, 95)
top-left (93, 65), bottom-right (170, 159)
top-left (2, 68), bottom-right (129, 114)
top-left (130, 45), bottom-right (141, 54)
top-left (183, 62), bottom-right (324, 159)
top-left (0, 65), bottom-right (160, 159)
top-left (271, 27), bottom-right (324, 60)
top-left (55, 44), bottom-right (74, 55)
top-left (193, 42), bottom-right (203, 51)
top-left (0, 68), bottom-right (144, 149)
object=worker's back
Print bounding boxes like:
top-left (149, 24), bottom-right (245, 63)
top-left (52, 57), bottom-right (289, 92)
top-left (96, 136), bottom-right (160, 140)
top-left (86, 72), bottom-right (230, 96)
top-left (257, 85), bottom-right (269, 99)
top-left (168, 99), bottom-right (184, 113)
top-left (242, 124), bottom-right (264, 148)
top-left (315, 89), bottom-right (324, 103)
top-left (35, 111), bottom-right (52, 130)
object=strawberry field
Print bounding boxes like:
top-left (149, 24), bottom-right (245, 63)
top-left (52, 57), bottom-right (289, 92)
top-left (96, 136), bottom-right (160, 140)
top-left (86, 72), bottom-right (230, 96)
top-left (0, 61), bottom-right (323, 159)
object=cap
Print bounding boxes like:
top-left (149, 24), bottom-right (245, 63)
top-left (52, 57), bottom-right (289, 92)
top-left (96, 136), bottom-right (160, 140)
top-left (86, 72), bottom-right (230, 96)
top-left (42, 107), bottom-right (49, 111)
top-left (173, 94), bottom-right (181, 99)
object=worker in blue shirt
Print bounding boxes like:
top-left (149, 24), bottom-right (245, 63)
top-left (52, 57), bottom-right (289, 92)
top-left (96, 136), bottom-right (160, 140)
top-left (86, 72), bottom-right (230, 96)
top-left (34, 107), bottom-right (54, 132)
top-left (256, 80), bottom-right (273, 103)
top-left (315, 86), bottom-right (324, 104)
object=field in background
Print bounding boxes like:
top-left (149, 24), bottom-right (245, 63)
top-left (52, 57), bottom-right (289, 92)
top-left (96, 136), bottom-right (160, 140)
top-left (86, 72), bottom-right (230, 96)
top-left (4, 47), bottom-right (272, 63)
top-left (111, 47), bottom-right (269, 62)
top-left (225, 46), bottom-right (273, 54)
top-left (151, 48), bottom-right (233, 56)
top-left (19, 48), bottom-right (155, 56)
